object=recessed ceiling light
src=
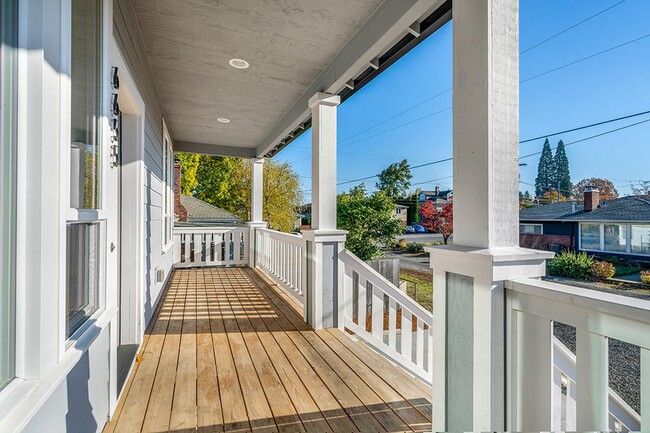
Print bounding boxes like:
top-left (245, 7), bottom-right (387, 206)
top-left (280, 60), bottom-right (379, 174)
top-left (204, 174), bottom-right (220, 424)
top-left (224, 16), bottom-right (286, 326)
top-left (229, 58), bottom-right (250, 69)
top-left (217, 118), bottom-right (230, 123)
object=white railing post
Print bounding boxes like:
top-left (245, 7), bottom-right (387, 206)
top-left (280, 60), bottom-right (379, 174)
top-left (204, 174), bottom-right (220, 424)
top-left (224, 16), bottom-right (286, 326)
top-left (576, 329), bottom-right (609, 431)
top-left (514, 312), bottom-right (552, 430)
top-left (642, 348), bottom-right (650, 431)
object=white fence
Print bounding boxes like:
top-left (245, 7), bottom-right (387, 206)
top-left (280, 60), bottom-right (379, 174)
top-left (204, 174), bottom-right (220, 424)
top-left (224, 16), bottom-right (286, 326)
top-left (254, 228), bottom-right (306, 306)
top-left (339, 249), bottom-right (433, 383)
top-left (506, 278), bottom-right (647, 431)
top-left (173, 226), bottom-right (249, 268)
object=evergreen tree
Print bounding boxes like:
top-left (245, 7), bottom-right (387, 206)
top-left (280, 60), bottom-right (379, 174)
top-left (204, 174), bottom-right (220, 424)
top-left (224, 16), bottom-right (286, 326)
top-left (535, 139), bottom-right (555, 196)
top-left (554, 140), bottom-right (571, 197)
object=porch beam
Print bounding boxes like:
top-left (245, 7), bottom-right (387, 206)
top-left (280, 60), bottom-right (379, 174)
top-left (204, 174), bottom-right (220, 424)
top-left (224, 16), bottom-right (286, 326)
top-left (174, 141), bottom-right (257, 158)
top-left (256, 0), bottom-right (447, 157)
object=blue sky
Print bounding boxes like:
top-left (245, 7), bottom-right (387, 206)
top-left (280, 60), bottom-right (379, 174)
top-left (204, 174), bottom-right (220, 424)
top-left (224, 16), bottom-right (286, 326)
top-left (275, 0), bottom-right (650, 203)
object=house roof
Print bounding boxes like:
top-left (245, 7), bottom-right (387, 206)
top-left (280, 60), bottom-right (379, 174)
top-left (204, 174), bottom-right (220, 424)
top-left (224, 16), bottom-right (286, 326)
top-left (179, 195), bottom-right (241, 223)
top-left (520, 196), bottom-right (650, 222)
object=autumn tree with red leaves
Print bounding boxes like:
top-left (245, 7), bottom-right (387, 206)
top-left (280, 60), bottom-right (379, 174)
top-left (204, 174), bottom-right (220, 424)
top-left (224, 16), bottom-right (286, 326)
top-left (420, 201), bottom-right (453, 244)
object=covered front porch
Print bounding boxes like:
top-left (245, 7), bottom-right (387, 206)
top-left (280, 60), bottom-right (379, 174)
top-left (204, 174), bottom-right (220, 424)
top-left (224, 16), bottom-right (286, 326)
top-left (104, 267), bottom-right (431, 433)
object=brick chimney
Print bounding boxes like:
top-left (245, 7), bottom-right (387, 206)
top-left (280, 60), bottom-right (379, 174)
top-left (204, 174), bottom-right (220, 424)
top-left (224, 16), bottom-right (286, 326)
top-left (584, 187), bottom-right (600, 212)
top-left (174, 162), bottom-right (188, 222)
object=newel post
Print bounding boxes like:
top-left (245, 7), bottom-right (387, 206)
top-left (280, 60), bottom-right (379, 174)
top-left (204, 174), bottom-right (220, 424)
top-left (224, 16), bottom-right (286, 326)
top-left (427, 0), bottom-right (553, 431)
top-left (303, 92), bottom-right (347, 330)
top-left (247, 157), bottom-right (267, 267)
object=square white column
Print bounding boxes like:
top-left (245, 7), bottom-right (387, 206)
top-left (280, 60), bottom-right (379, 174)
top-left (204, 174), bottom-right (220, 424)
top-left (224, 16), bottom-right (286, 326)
top-left (250, 157), bottom-right (265, 224)
top-left (429, 0), bottom-right (554, 431)
top-left (309, 92), bottom-right (340, 230)
top-left (304, 92), bottom-right (347, 330)
top-left (248, 157), bottom-right (267, 267)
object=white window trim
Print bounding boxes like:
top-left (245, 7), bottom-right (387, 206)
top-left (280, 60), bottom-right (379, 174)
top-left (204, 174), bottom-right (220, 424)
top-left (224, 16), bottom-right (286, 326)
top-left (61, 0), bottom-right (110, 352)
top-left (578, 222), bottom-right (650, 257)
top-left (519, 223), bottom-right (543, 235)
top-left (161, 119), bottom-right (173, 253)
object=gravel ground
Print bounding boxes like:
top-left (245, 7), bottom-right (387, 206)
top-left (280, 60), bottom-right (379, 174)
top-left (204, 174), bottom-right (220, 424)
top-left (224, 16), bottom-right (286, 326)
top-left (548, 276), bottom-right (647, 415)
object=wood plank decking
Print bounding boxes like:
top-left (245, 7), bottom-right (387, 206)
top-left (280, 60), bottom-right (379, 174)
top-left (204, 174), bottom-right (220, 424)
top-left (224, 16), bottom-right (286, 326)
top-left (104, 267), bottom-right (432, 433)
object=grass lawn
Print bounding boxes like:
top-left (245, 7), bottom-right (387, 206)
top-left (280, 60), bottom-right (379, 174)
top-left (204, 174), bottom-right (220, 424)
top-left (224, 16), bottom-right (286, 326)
top-left (400, 269), bottom-right (433, 311)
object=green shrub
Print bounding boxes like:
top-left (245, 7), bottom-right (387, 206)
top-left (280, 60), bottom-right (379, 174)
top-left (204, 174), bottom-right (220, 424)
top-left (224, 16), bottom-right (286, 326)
top-left (603, 256), bottom-right (621, 265)
top-left (641, 270), bottom-right (650, 285)
top-left (590, 261), bottom-right (616, 279)
top-left (404, 243), bottom-right (425, 254)
top-left (547, 251), bottom-right (595, 279)
top-left (393, 239), bottom-right (407, 250)
top-left (614, 264), bottom-right (641, 277)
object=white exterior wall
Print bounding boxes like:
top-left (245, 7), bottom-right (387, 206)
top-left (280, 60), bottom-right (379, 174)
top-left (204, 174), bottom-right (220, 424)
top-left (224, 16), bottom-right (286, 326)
top-left (0, 0), bottom-right (173, 431)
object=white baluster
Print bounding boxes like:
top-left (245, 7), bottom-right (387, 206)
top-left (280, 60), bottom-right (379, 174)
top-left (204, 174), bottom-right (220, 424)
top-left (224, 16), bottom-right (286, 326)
top-left (372, 285), bottom-right (383, 340)
top-left (358, 276), bottom-right (367, 330)
top-left (576, 329), bottom-right (608, 431)
top-left (388, 298), bottom-right (397, 350)
top-left (416, 318), bottom-right (424, 367)
top-left (401, 308), bottom-right (412, 362)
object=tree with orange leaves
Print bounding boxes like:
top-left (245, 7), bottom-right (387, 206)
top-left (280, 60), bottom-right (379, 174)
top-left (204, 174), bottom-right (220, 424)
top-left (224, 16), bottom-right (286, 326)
top-left (420, 201), bottom-right (453, 244)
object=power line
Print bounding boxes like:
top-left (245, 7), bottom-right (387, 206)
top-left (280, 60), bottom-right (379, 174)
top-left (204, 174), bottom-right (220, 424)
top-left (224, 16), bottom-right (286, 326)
top-left (520, 0), bottom-right (627, 55)
top-left (411, 175), bottom-right (453, 187)
top-left (338, 107), bottom-right (452, 150)
top-left (333, 112), bottom-right (650, 189)
top-left (335, 156), bottom-right (453, 187)
top-left (286, 24), bottom-right (648, 167)
top-left (520, 109), bottom-right (650, 143)
top-left (521, 31), bottom-right (650, 84)
top-left (519, 117), bottom-right (650, 160)
top-left (338, 88), bottom-right (452, 145)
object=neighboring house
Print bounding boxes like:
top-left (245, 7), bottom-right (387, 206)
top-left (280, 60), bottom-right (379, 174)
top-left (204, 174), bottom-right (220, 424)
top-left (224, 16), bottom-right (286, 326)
top-left (520, 189), bottom-right (650, 260)
top-left (394, 204), bottom-right (408, 226)
top-left (418, 186), bottom-right (453, 208)
top-left (175, 195), bottom-right (241, 226)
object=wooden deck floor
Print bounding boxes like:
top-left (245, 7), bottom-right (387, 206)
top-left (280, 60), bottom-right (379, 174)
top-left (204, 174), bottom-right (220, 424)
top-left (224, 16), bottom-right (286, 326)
top-left (104, 267), bottom-right (432, 433)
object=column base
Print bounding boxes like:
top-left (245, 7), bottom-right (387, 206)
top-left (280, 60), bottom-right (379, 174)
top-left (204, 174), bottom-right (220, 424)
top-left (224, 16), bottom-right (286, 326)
top-left (247, 221), bottom-right (268, 267)
top-left (426, 245), bottom-right (554, 431)
top-left (302, 229), bottom-right (347, 329)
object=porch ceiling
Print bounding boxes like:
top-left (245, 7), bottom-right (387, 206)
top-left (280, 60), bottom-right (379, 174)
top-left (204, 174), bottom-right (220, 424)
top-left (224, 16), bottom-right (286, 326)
top-left (132, 0), bottom-right (441, 157)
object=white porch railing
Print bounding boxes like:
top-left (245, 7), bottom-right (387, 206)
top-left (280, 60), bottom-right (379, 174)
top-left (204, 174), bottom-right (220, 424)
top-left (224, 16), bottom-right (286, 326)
top-left (173, 226), bottom-right (249, 268)
top-left (254, 228), bottom-right (306, 306)
top-left (552, 336), bottom-right (640, 432)
top-left (506, 278), bottom-right (647, 431)
top-left (339, 249), bottom-right (433, 383)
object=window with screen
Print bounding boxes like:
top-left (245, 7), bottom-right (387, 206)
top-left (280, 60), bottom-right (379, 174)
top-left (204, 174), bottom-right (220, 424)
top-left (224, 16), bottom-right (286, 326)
top-left (67, 0), bottom-right (103, 338)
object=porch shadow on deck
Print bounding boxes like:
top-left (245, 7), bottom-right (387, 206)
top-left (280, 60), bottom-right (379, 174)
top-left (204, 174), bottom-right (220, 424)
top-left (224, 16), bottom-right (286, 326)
top-left (103, 267), bottom-right (432, 433)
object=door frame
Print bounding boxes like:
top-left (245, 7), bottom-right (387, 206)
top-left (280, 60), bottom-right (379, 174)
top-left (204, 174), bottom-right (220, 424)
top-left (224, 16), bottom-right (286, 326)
top-left (109, 38), bottom-right (146, 409)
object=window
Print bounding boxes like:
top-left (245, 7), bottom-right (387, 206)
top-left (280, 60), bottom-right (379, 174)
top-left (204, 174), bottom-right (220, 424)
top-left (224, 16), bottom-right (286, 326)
top-left (603, 224), bottom-right (627, 253)
top-left (67, 0), bottom-right (103, 338)
top-left (580, 223), bottom-right (601, 251)
top-left (0, 0), bottom-right (17, 390)
top-left (162, 121), bottom-right (173, 248)
top-left (66, 223), bottom-right (101, 337)
top-left (580, 223), bottom-right (650, 257)
top-left (520, 224), bottom-right (542, 235)
top-left (631, 225), bottom-right (650, 256)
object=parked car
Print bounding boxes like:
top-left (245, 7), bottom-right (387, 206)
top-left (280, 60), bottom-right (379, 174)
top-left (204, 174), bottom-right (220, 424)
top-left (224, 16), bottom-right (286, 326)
top-left (403, 225), bottom-right (416, 234)
top-left (412, 224), bottom-right (427, 233)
